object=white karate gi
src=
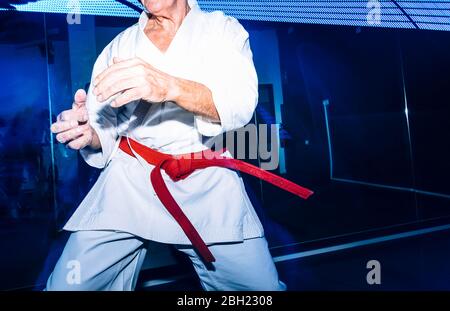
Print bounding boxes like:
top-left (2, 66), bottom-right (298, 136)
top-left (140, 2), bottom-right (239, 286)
top-left (47, 0), bottom-right (285, 291)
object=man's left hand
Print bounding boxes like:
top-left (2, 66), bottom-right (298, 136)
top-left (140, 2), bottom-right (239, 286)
top-left (93, 57), bottom-right (178, 108)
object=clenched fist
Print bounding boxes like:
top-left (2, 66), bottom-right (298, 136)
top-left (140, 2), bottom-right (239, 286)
top-left (50, 89), bottom-right (101, 150)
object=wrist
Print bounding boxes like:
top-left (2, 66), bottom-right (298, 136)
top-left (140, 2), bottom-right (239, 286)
top-left (165, 76), bottom-right (181, 103)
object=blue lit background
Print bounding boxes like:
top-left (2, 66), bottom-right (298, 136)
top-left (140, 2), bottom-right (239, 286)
top-left (1, 0), bottom-right (450, 291)
top-left (0, 0), bottom-right (449, 31)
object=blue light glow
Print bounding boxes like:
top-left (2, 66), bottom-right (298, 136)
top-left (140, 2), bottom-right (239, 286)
top-left (0, 0), bottom-right (449, 31)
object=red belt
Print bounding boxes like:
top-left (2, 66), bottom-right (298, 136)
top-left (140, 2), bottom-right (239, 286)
top-left (119, 136), bottom-right (313, 263)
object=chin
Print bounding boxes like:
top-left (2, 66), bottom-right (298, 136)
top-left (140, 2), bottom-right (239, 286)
top-left (142, 0), bottom-right (165, 14)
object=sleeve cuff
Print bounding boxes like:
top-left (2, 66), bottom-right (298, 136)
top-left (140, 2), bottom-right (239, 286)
top-left (194, 72), bottom-right (237, 137)
top-left (80, 123), bottom-right (119, 169)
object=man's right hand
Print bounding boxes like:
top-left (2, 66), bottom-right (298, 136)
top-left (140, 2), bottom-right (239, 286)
top-left (51, 89), bottom-right (101, 150)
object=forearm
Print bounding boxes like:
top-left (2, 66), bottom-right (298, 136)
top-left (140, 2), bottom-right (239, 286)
top-left (168, 77), bottom-right (220, 122)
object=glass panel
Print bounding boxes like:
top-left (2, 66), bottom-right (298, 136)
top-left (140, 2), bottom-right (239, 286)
top-left (0, 10), bottom-right (53, 290)
top-left (250, 23), bottom-right (418, 247)
top-left (0, 10), bottom-right (138, 291)
top-left (401, 30), bottom-right (450, 220)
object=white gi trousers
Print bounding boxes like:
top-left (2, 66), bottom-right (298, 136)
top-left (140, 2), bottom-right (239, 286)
top-left (45, 231), bottom-right (286, 291)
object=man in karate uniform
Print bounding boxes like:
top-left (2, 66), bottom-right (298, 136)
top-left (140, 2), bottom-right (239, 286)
top-left (47, 0), bottom-right (287, 291)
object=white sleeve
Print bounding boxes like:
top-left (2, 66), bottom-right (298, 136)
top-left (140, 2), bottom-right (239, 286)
top-left (195, 16), bottom-right (258, 137)
top-left (79, 44), bottom-right (119, 169)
